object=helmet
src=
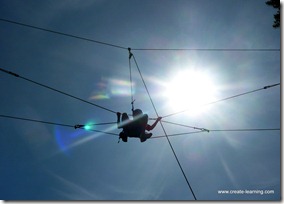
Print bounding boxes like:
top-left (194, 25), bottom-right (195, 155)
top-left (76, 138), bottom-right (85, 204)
top-left (133, 109), bottom-right (143, 117)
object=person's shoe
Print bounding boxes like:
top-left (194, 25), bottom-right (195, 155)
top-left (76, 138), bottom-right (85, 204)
top-left (140, 132), bottom-right (152, 142)
top-left (119, 132), bottom-right (127, 142)
top-left (145, 133), bottom-right (152, 139)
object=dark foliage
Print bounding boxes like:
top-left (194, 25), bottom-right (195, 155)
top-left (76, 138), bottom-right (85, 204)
top-left (266, 0), bottom-right (280, 28)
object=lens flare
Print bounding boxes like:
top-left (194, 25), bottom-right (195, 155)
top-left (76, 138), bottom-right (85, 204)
top-left (54, 121), bottom-right (96, 154)
top-left (89, 77), bottom-right (134, 100)
top-left (84, 124), bottom-right (92, 131)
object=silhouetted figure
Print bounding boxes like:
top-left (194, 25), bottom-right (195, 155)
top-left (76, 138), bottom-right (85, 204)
top-left (117, 109), bottom-right (162, 142)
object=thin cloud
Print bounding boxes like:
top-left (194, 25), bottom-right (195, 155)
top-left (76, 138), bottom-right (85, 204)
top-left (50, 172), bottom-right (101, 200)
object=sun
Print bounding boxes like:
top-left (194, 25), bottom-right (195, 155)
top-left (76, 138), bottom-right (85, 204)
top-left (164, 70), bottom-right (218, 115)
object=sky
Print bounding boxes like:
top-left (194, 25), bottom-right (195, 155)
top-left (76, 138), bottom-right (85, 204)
top-left (0, 0), bottom-right (281, 201)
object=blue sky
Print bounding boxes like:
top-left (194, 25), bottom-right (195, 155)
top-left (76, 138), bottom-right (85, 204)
top-left (0, 0), bottom-right (281, 201)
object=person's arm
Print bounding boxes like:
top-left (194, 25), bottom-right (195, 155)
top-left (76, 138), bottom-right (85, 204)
top-left (146, 117), bottom-right (162, 131)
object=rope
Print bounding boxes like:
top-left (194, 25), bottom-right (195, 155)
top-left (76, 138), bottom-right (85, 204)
top-left (152, 119), bottom-right (279, 133)
top-left (0, 114), bottom-right (118, 136)
top-left (74, 121), bottom-right (116, 129)
top-left (0, 18), bottom-right (279, 52)
top-left (131, 53), bottom-right (197, 200)
top-left (162, 83), bottom-right (280, 118)
top-left (128, 48), bottom-right (135, 112)
top-left (210, 128), bottom-right (280, 132)
top-left (0, 18), bottom-right (128, 50)
top-left (132, 48), bottom-right (280, 51)
top-left (159, 120), bottom-right (209, 132)
top-left (151, 128), bottom-right (280, 139)
top-left (0, 114), bottom-right (279, 139)
top-left (0, 67), bottom-right (117, 114)
top-left (151, 130), bottom-right (204, 139)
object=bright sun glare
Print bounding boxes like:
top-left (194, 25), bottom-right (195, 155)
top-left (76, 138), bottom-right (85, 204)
top-left (165, 70), bottom-right (218, 115)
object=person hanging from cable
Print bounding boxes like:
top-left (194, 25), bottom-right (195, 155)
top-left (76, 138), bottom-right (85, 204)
top-left (116, 109), bottom-right (162, 143)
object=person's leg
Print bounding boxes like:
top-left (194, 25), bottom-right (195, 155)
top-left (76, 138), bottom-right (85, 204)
top-left (140, 114), bottom-right (148, 128)
top-left (119, 113), bottom-right (129, 128)
top-left (122, 113), bottom-right (129, 121)
top-left (119, 131), bottom-right (128, 142)
top-left (139, 114), bottom-right (152, 142)
top-left (119, 113), bottom-right (130, 142)
top-left (140, 132), bottom-right (152, 142)
top-left (116, 112), bottom-right (121, 128)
